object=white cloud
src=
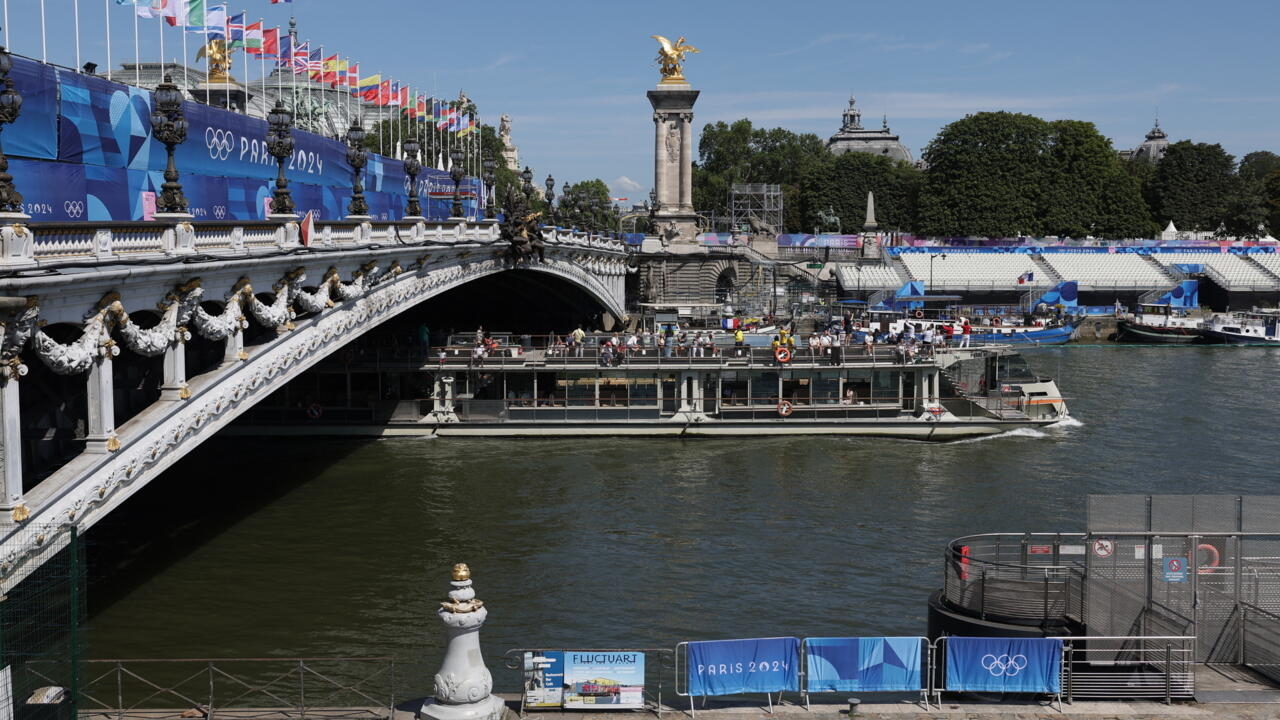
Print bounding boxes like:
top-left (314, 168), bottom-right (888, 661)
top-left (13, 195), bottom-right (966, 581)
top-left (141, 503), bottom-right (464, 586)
top-left (612, 176), bottom-right (643, 193)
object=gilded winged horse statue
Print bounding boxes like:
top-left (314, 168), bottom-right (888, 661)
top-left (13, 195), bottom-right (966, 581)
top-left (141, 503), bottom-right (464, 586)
top-left (651, 35), bottom-right (699, 84)
top-left (196, 38), bottom-right (233, 83)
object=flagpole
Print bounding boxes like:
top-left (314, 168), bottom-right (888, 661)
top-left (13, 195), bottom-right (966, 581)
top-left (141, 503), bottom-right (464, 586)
top-left (132, 0), bottom-right (140, 86)
top-left (181, 15), bottom-right (188, 89)
top-left (259, 22), bottom-right (267, 118)
top-left (240, 19), bottom-right (249, 114)
top-left (72, 0), bottom-right (81, 72)
top-left (39, 0), bottom-right (46, 63)
top-left (2, 0), bottom-right (9, 51)
top-left (288, 17), bottom-right (297, 122)
top-left (158, 7), bottom-right (165, 83)
top-left (104, 0), bottom-right (112, 81)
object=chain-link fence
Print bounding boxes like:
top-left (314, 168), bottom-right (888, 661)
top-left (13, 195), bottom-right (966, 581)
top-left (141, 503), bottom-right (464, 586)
top-left (0, 525), bottom-right (84, 720)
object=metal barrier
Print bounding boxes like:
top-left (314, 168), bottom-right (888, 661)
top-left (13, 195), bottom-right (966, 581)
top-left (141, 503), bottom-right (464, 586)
top-left (25, 658), bottom-right (402, 720)
top-left (1054, 636), bottom-right (1194, 704)
top-left (799, 637), bottom-right (930, 710)
top-left (499, 648), bottom-right (672, 718)
top-left (931, 636), bottom-right (1064, 710)
top-left (942, 534), bottom-right (1087, 624)
top-left (673, 640), bottom-right (798, 717)
top-left (1241, 603), bottom-right (1280, 684)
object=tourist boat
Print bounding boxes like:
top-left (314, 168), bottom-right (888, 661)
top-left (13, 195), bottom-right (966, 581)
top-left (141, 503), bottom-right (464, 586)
top-left (1201, 309), bottom-right (1280, 345)
top-left (239, 340), bottom-right (1070, 440)
top-left (1115, 304), bottom-right (1204, 344)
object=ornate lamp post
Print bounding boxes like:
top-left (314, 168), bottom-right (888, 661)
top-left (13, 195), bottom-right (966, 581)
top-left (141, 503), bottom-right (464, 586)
top-left (0, 47), bottom-right (23, 216)
top-left (520, 166), bottom-right (534, 207)
top-left (402, 133), bottom-right (423, 218)
top-left (481, 155), bottom-right (496, 220)
top-left (544, 174), bottom-right (555, 226)
top-left (266, 101), bottom-right (296, 217)
top-left (345, 119), bottom-right (369, 217)
top-left (449, 147), bottom-right (465, 218)
top-left (150, 75), bottom-right (189, 216)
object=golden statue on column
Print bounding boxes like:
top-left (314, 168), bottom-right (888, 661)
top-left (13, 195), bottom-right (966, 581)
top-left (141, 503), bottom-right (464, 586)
top-left (651, 35), bottom-right (699, 85)
top-left (196, 39), bottom-right (234, 83)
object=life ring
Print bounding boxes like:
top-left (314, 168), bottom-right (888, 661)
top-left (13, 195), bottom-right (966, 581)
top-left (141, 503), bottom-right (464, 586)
top-left (306, 403), bottom-right (323, 420)
top-left (852, 321), bottom-right (862, 330)
top-left (913, 310), bottom-right (925, 319)
top-left (1197, 543), bottom-right (1220, 574)
top-left (991, 316), bottom-right (1003, 327)
top-left (777, 400), bottom-right (794, 417)
top-left (774, 347), bottom-right (792, 363)
top-left (928, 406), bottom-right (945, 417)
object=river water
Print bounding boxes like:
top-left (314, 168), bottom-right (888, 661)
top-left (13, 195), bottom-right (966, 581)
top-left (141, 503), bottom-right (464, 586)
top-left (83, 346), bottom-right (1280, 689)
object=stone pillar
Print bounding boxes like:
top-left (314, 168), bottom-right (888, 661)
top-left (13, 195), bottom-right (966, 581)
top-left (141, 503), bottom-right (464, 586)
top-left (85, 347), bottom-right (119, 454)
top-left (647, 85), bottom-right (700, 247)
top-left (224, 327), bottom-right (245, 364)
top-left (421, 564), bottom-right (505, 720)
top-left (0, 373), bottom-right (24, 509)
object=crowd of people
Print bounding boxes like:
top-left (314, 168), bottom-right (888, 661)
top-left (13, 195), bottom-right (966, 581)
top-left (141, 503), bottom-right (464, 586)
top-left (456, 317), bottom-right (977, 367)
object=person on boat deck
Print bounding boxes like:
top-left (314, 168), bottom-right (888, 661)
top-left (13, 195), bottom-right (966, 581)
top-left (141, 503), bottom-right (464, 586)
top-left (862, 331), bottom-right (874, 355)
top-left (921, 327), bottom-right (935, 356)
top-left (475, 326), bottom-right (485, 345)
top-left (960, 321), bottom-right (972, 348)
top-left (844, 386), bottom-right (856, 404)
top-left (734, 327), bottom-right (745, 348)
top-left (658, 332), bottom-right (669, 358)
top-left (807, 333), bottom-right (821, 360)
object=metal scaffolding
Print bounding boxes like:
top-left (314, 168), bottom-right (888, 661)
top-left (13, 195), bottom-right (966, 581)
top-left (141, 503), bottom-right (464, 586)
top-left (729, 184), bottom-right (783, 236)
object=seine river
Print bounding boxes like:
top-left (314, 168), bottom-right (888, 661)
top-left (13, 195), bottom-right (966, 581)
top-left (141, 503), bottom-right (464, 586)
top-left (83, 346), bottom-right (1279, 690)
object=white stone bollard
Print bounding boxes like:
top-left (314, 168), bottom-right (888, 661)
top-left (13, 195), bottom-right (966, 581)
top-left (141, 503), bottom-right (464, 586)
top-left (421, 564), bottom-right (506, 720)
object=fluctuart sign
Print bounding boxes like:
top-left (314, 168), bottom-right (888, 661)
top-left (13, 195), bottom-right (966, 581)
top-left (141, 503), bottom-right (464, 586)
top-left (562, 652), bottom-right (645, 709)
top-left (685, 637), bottom-right (799, 696)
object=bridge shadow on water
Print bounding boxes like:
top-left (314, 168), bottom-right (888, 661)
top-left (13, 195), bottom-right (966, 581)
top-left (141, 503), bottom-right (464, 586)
top-left (83, 436), bottom-right (372, 621)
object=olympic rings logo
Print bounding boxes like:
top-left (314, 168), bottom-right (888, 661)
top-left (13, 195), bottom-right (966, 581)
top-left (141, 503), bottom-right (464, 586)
top-left (205, 127), bottom-right (235, 160)
top-left (212, 205), bottom-right (227, 220)
top-left (981, 654), bottom-right (1028, 677)
top-left (63, 200), bottom-right (85, 218)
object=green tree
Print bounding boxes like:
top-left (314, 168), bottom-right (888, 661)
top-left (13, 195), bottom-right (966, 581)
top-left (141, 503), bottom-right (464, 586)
top-left (553, 179), bottom-right (614, 230)
top-left (1148, 141), bottom-right (1237, 232)
top-left (797, 152), bottom-right (921, 233)
top-left (1265, 171), bottom-right (1280, 236)
top-left (1239, 151), bottom-right (1280, 187)
top-left (692, 119), bottom-right (828, 231)
top-left (1040, 120), bottom-right (1154, 238)
top-left (916, 112), bottom-right (1050, 237)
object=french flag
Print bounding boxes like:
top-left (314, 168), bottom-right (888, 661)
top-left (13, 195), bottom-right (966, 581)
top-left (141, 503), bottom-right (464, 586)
top-left (1017, 271), bottom-right (1035, 285)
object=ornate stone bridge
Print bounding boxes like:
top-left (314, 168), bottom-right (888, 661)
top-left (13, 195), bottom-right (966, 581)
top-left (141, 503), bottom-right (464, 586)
top-left (0, 217), bottom-right (629, 589)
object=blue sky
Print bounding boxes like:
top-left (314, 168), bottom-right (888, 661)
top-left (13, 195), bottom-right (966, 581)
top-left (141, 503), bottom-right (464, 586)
top-left (5, 0), bottom-right (1277, 200)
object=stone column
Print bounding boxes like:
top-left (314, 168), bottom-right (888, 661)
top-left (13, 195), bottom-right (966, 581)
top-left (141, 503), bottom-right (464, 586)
top-left (0, 373), bottom-right (24, 509)
top-left (680, 112), bottom-right (693, 210)
top-left (652, 113), bottom-right (667, 208)
top-left (421, 564), bottom-right (505, 720)
top-left (85, 346), bottom-right (119, 453)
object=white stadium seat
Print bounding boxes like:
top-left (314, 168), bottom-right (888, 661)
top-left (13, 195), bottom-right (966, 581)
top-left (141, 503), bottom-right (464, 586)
top-left (1038, 253), bottom-right (1171, 288)
top-left (836, 263), bottom-right (904, 289)
top-left (896, 253), bottom-right (1046, 288)
top-left (1152, 252), bottom-right (1274, 288)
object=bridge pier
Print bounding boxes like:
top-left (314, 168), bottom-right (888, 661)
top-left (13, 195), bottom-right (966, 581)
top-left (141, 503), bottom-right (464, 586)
top-left (85, 350), bottom-right (119, 453)
top-left (1, 375), bottom-right (23, 509)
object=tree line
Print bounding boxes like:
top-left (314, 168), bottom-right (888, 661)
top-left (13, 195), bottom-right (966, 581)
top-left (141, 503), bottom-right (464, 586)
top-left (693, 113), bottom-right (1280, 239)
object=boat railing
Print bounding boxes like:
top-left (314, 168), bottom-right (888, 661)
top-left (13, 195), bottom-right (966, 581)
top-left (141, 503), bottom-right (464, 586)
top-left (942, 533), bottom-right (1088, 624)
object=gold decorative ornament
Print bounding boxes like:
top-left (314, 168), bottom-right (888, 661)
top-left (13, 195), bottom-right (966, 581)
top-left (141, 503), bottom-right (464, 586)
top-left (178, 385), bottom-right (192, 400)
top-left (451, 562), bottom-right (471, 581)
top-left (651, 35), bottom-right (700, 84)
top-left (237, 350), bottom-right (248, 361)
top-left (196, 38), bottom-right (234, 83)
top-left (106, 435), bottom-right (121, 452)
top-left (10, 504), bottom-right (30, 523)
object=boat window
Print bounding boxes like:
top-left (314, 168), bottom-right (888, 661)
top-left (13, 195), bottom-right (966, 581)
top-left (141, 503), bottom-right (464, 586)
top-left (721, 371), bottom-right (748, 407)
top-left (504, 373), bottom-right (534, 406)
top-left (781, 377), bottom-right (811, 405)
top-left (559, 373), bottom-right (596, 406)
top-left (750, 371), bottom-right (779, 405)
top-left (600, 373), bottom-right (628, 407)
top-left (812, 371), bottom-right (840, 405)
top-left (871, 370), bottom-right (900, 402)
top-left (628, 376), bottom-right (658, 406)
top-left (992, 353), bottom-right (1038, 383)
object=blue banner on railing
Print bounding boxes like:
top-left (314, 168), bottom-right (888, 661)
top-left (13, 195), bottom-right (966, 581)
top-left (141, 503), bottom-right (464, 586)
top-left (686, 638), bottom-right (799, 696)
top-left (8, 57), bottom-right (58, 160)
top-left (945, 637), bottom-right (1061, 694)
top-left (805, 637), bottom-right (923, 693)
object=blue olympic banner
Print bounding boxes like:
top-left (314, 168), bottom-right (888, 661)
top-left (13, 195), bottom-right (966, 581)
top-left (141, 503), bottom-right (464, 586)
top-left (8, 56), bottom-right (58, 160)
top-left (686, 637), bottom-right (799, 697)
top-left (945, 637), bottom-right (1062, 694)
top-left (804, 637), bottom-right (923, 693)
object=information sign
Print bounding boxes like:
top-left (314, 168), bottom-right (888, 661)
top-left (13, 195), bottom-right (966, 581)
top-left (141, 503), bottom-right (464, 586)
top-left (1163, 557), bottom-right (1188, 583)
top-left (562, 652), bottom-right (645, 709)
top-left (521, 651), bottom-right (564, 709)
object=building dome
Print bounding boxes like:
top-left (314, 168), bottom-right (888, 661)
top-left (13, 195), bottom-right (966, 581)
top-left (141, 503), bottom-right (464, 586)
top-left (1132, 118), bottom-right (1169, 163)
top-left (826, 96), bottom-right (914, 165)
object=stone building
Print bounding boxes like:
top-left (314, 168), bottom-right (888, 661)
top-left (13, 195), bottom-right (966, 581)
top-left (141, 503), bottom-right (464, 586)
top-left (826, 97), bottom-right (913, 165)
top-left (1118, 119), bottom-right (1170, 164)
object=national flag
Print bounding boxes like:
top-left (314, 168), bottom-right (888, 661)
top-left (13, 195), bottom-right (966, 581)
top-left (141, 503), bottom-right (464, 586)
top-left (259, 27), bottom-right (280, 58)
top-left (325, 60), bottom-right (348, 87)
top-left (270, 0), bottom-right (293, 4)
top-left (397, 84), bottom-right (409, 108)
top-left (164, 0), bottom-right (202, 26)
top-left (226, 13), bottom-right (246, 47)
top-left (182, 3), bottom-right (226, 36)
top-left (1017, 271), bottom-right (1035, 285)
top-left (299, 210), bottom-right (315, 246)
top-left (436, 104), bottom-right (456, 130)
top-left (119, 0), bottom-right (166, 19)
top-left (458, 115), bottom-right (477, 136)
top-left (388, 81), bottom-right (402, 106)
top-left (412, 95), bottom-right (428, 122)
top-left (345, 63), bottom-right (360, 90)
top-left (357, 74), bottom-right (381, 100)
top-left (241, 22), bottom-right (264, 53)
top-left (275, 35), bottom-right (292, 65)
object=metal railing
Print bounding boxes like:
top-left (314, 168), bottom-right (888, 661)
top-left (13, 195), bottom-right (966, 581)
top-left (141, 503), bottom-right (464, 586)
top-left (25, 658), bottom-right (404, 720)
top-left (1056, 636), bottom-right (1195, 703)
top-left (1242, 602), bottom-right (1280, 684)
top-left (942, 534), bottom-right (1087, 624)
